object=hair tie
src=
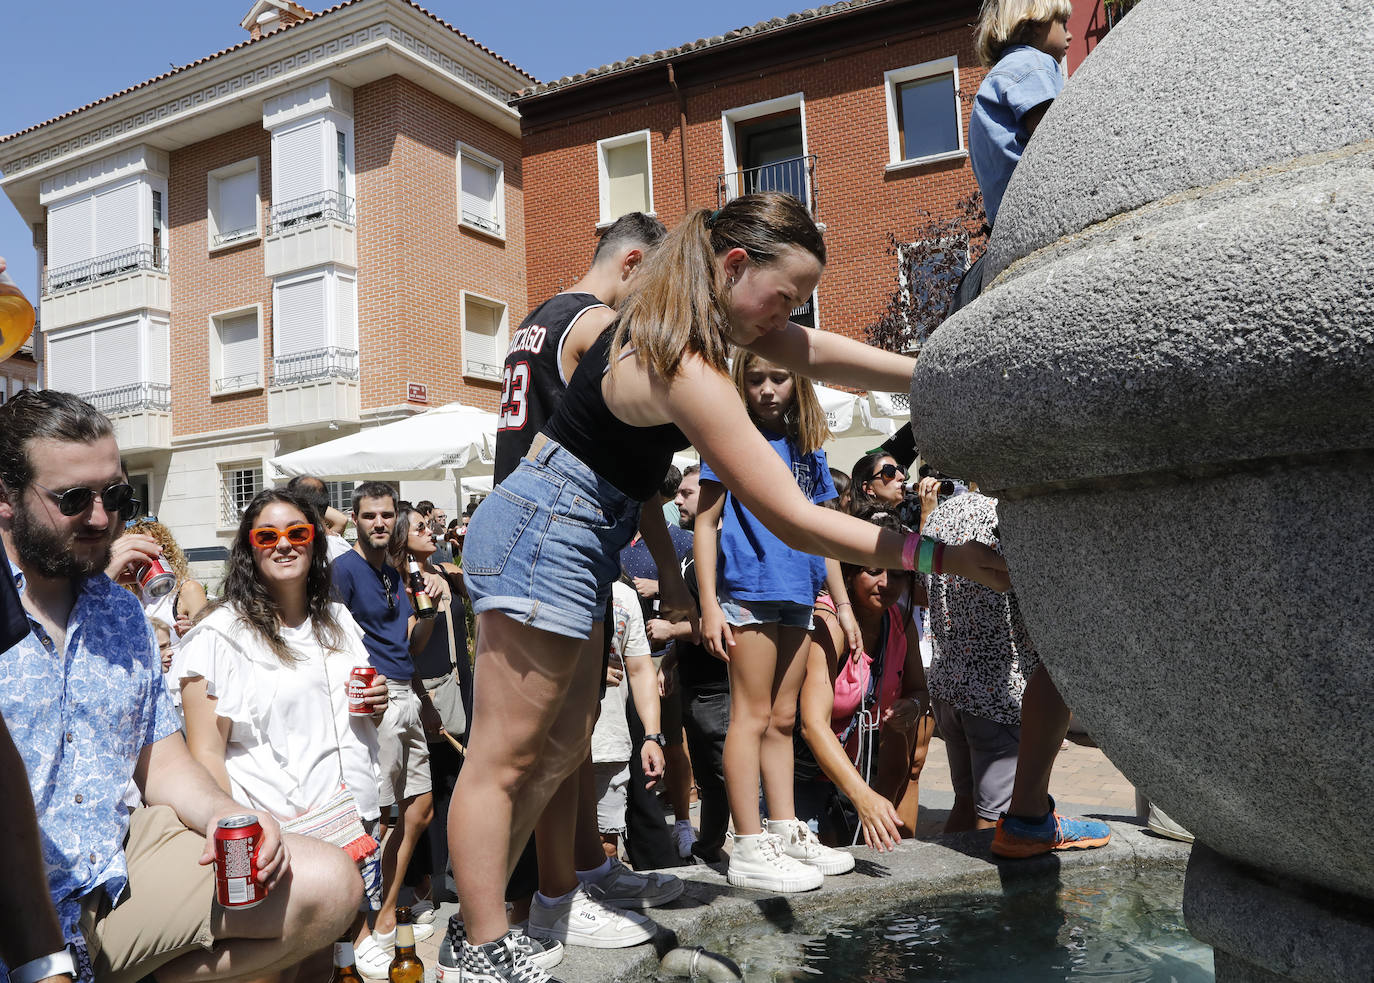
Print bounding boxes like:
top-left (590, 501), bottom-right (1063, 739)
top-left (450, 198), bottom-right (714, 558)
top-left (706, 208), bottom-right (722, 227)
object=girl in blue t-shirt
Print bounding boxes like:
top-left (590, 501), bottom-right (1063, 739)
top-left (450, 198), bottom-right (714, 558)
top-left (969, 0), bottom-right (1073, 227)
top-left (696, 352), bottom-right (859, 892)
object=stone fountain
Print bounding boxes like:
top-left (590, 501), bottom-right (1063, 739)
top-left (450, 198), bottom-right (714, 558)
top-left (910, 0), bottom-right (1374, 979)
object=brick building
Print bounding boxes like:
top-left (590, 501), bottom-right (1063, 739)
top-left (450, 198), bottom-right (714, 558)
top-left (0, 0), bottom-right (532, 559)
top-left (512, 0), bottom-right (987, 352)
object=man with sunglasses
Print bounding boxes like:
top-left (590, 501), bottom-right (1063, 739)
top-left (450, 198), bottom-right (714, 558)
top-left (0, 390), bottom-right (361, 982)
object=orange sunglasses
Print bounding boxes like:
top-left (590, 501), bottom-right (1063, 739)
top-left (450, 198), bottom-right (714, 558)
top-left (249, 523), bottom-right (316, 550)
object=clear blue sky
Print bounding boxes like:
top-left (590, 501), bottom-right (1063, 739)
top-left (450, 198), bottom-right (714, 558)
top-left (0, 0), bottom-right (804, 298)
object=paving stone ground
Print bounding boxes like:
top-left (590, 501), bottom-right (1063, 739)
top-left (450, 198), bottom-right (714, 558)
top-left (401, 734), bottom-right (1141, 979)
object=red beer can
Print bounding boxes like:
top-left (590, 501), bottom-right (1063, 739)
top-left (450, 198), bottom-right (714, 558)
top-left (348, 666), bottom-right (378, 716)
top-left (137, 557), bottom-right (176, 600)
top-left (215, 815), bottom-right (267, 908)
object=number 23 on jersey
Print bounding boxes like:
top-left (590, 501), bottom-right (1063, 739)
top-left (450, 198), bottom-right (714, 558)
top-left (498, 361), bottom-right (530, 430)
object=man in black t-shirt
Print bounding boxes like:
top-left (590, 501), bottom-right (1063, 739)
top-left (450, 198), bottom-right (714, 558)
top-left (646, 465), bottom-right (732, 861)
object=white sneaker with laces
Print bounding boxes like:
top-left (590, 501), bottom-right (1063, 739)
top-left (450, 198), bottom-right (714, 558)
top-left (726, 833), bottom-right (824, 893)
top-left (526, 885), bottom-right (655, 948)
top-left (673, 819), bottom-right (698, 859)
top-left (409, 899), bottom-right (437, 924)
top-left (578, 857), bottom-right (684, 908)
top-left (352, 933), bottom-right (393, 980)
top-left (766, 817), bottom-right (856, 875)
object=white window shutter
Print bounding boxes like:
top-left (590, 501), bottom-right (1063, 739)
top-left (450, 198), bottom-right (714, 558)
top-left (218, 170), bottom-right (258, 237)
top-left (47, 196), bottom-right (93, 271)
top-left (92, 182), bottom-right (143, 257)
top-left (335, 276), bottom-right (357, 349)
top-left (275, 276), bottom-right (328, 356)
top-left (147, 318), bottom-right (171, 385)
top-left (605, 142), bottom-right (650, 218)
top-left (92, 319), bottom-right (141, 390)
top-left (46, 331), bottom-right (92, 393)
top-left (460, 156), bottom-right (498, 227)
top-left (219, 313), bottom-right (261, 383)
top-left (464, 299), bottom-right (500, 374)
top-left (273, 122), bottom-right (326, 204)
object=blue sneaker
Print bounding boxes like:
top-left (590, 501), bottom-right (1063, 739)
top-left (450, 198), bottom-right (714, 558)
top-left (991, 796), bottom-right (1112, 858)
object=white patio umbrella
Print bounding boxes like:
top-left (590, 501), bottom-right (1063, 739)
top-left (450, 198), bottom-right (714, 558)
top-left (270, 402), bottom-right (498, 483)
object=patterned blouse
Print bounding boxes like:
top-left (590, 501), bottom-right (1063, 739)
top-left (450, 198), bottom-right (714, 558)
top-left (922, 493), bottom-right (1040, 727)
top-left (1, 559), bottom-right (179, 979)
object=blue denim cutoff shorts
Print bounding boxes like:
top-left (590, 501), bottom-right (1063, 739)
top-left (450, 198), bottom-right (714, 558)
top-left (719, 597), bottom-right (815, 631)
top-left (462, 436), bottom-right (641, 639)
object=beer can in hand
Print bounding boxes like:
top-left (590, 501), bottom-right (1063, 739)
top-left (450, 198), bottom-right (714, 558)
top-left (138, 557), bottom-right (176, 600)
top-left (348, 666), bottom-right (378, 716)
top-left (215, 815), bottom-right (267, 908)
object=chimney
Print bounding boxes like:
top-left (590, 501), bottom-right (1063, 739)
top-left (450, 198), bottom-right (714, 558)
top-left (242, 1), bottom-right (311, 40)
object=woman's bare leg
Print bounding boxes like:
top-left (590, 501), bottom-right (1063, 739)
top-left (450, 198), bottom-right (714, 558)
top-left (724, 625), bottom-right (779, 836)
top-left (759, 625), bottom-right (810, 822)
top-left (448, 612), bottom-right (602, 947)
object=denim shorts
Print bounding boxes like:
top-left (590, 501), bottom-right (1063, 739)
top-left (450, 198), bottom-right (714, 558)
top-left (719, 596), bottom-right (815, 631)
top-left (462, 436), bottom-right (641, 639)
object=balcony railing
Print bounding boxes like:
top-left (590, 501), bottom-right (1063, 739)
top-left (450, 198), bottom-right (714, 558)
top-left (46, 244), bottom-right (168, 294)
top-left (83, 382), bottom-right (172, 415)
top-left (717, 154), bottom-right (818, 214)
top-left (268, 190), bottom-right (355, 235)
top-left (213, 372), bottom-right (263, 393)
top-left (269, 347), bottom-right (359, 387)
top-left (213, 225), bottom-right (259, 248)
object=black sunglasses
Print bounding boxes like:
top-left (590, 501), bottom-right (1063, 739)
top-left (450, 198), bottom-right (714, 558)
top-left (33, 481), bottom-right (138, 522)
top-left (868, 463), bottom-right (906, 483)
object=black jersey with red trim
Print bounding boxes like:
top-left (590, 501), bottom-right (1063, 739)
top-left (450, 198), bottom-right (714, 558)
top-left (493, 291), bottom-right (609, 484)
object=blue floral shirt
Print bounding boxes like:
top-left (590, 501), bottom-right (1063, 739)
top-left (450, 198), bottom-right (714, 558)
top-left (0, 558), bottom-right (179, 977)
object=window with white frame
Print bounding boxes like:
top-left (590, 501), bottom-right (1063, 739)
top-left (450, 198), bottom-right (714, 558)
top-left (325, 480), bottom-right (354, 516)
top-left (45, 177), bottom-right (167, 289)
top-left (456, 143), bottom-right (505, 237)
top-left (461, 292), bottom-right (507, 382)
top-left (208, 159), bottom-right (260, 248)
top-left (45, 314), bottom-right (171, 408)
top-left (220, 463), bottom-right (264, 527)
top-left (597, 131), bottom-right (653, 225)
top-left (898, 235), bottom-right (970, 347)
top-left (271, 266), bottom-right (358, 385)
top-left (884, 57), bottom-right (964, 169)
top-left (211, 308), bottom-right (263, 393)
top-left (269, 116), bottom-right (353, 231)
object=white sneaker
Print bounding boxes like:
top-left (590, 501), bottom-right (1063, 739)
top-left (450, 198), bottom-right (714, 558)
top-left (526, 885), bottom-right (655, 948)
top-left (673, 819), bottom-right (698, 859)
top-left (727, 833), bottom-right (824, 893)
top-left (353, 933), bottom-right (393, 980)
top-left (373, 921), bottom-right (435, 946)
top-left (410, 898), bottom-right (437, 924)
top-left (767, 818), bottom-right (856, 875)
top-left (578, 857), bottom-right (684, 908)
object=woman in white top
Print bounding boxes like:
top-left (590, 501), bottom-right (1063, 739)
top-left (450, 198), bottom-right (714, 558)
top-left (181, 489), bottom-right (389, 978)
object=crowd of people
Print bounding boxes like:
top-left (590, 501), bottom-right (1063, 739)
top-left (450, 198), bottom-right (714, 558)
top-left (0, 4), bottom-right (1121, 983)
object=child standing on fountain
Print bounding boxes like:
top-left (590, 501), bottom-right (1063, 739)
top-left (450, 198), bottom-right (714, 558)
top-left (970, 0), bottom-right (1073, 227)
top-left (696, 352), bottom-right (858, 892)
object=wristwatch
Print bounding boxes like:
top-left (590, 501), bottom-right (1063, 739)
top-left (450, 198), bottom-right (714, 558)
top-left (642, 732), bottom-right (668, 748)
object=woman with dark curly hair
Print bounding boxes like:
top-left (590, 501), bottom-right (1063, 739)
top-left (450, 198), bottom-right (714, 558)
top-left (179, 489), bottom-right (391, 977)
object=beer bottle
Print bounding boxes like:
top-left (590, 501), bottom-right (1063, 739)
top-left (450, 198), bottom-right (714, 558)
top-left (331, 940), bottom-right (363, 982)
top-left (389, 907), bottom-right (425, 983)
top-left (407, 558), bottom-right (436, 620)
top-left (0, 268), bottom-right (36, 363)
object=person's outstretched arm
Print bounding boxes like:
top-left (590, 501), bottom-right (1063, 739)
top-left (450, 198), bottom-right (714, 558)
top-left (745, 322), bottom-right (916, 395)
top-left (0, 713), bottom-right (73, 982)
top-left (692, 481), bottom-right (730, 660)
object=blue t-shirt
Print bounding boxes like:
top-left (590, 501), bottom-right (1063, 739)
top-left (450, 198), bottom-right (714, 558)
top-left (969, 44), bottom-right (1064, 225)
top-left (331, 549), bottom-right (413, 682)
top-left (699, 430), bottom-right (836, 606)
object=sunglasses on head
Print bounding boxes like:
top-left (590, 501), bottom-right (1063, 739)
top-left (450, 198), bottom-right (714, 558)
top-left (868, 463), bottom-right (905, 483)
top-left (33, 481), bottom-right (138, 522)
top-left (249, 523), bottom-right (316, 550)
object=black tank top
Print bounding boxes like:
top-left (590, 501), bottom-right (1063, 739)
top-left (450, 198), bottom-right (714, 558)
top-left (494, 292), bottom-right (608, 484)
top-left (543, 328), bottom-right (690, 502)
